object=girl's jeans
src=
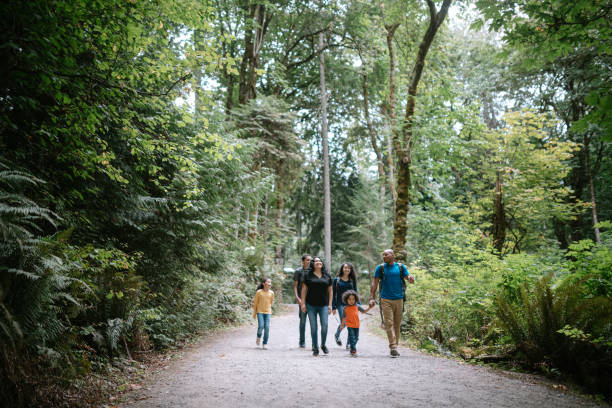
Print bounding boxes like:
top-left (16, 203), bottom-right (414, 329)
top-left (347, 327), bottom-right (359, 351)
top-left (257, 313), bottom-right (271, 345)
top-left (306, 304), bottom-right (328, 350)
top-left (334, 304), bottom-right (346, 339)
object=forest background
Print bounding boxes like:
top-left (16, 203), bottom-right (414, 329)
top-left (1, 0), bottom-right (610, 406)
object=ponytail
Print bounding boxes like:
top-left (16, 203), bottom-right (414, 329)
top-left (256, 277), bottom-right (270, 290)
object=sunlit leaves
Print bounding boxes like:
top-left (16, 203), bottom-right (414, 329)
top-left (456, 110), bottom-right (582, 253)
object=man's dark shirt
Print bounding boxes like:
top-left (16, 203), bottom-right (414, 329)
top-left (293, 267), bottom-right (307, 300)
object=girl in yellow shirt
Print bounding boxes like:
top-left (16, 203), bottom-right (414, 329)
top-left (253, 277), bottom-right (274, 349)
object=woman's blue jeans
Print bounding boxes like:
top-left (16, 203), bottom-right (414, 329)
top-left (257, 313), bottom-right (271, 345)
top-left (306, 304), bottom-right (328, 350)
top-left (335, 304), bottom-right (346, 338)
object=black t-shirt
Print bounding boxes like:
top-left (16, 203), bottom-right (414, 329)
top-left (293, 267), bottom-right (307, 297)
top-left (303, 271), bottom-right (332, 307)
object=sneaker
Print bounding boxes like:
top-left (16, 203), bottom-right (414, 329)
top-left (334, 333), bottom-right (342, 346)
top-left (299, 344), bottom-right (306, 348)
top-left (256, 337), bottom-right (260, 346)
top-left (350, 349), bottom-right (357, 357)
top-left (312, 348), bottom-right (319, 356)
top-left (390, 349), bottom-right (400, 358)
top-left (321, 345), bottom-right (329, 354)
top-left (346, 344), bottom-right (350, 350)
top-left (262, 344), bottom-right (268, 350)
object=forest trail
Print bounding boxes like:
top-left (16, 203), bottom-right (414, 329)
top-left (121, 305), bottom-right (603, 408)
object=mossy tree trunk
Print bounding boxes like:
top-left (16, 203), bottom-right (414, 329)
top-left (392, 0), bottom-right (452, 261)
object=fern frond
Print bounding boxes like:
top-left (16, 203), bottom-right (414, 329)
top-left (5, 268), bottom-right (40, 280)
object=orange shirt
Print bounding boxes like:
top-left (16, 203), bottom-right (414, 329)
top-left (345, 305), bottom-right (360, 328)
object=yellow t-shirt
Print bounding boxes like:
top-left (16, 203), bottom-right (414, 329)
top-left (253, 289), bottom-right (274, 317)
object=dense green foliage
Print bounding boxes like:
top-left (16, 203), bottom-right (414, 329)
top-left (0, 1), bottom-right (270, 406)
top-left (1, 0), bottom-right (611, 405)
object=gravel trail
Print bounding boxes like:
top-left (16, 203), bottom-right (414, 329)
top-left (121, 304), bottom-right (604, 408)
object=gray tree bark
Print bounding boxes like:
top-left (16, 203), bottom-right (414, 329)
top-left (319, 32), bottom-right (332, 269)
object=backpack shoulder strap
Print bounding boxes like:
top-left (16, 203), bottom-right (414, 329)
top-left (378, 263), bottom-right (385, 280)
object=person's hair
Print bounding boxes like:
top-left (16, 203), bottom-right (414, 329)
top-left (336, 262), bottom-right (357, 281)
top-left (342, 290), bottom-right (360, 304)
top-left (256, 277), bottom-right (271, 290)
top-left (301, 254), bottom-right (312, 261)
top-left (308, 257), bottom-right (328, 276)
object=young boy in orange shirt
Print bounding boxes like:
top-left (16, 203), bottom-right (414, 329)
top-left (341, 290), bottom-right (373, 356)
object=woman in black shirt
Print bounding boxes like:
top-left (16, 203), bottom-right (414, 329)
top-left (300, 257), bottom-right (332, 356)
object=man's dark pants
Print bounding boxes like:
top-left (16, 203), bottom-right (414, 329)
top-left (299, 307), bottom-right (308, 347)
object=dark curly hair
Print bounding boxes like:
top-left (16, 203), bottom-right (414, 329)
top-left (308, 256), bottom-right (329, 276)
top-left (336, 262), bottom-right (357, 281)
top-left (342, 290), bottom-right (360, 304)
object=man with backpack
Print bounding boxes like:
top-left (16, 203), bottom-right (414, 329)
top-left (293, 254), bottom-right (311, 348)
top-left (368, 249), bottom-right (414, 358)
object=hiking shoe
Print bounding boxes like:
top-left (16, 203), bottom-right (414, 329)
top-left (350, 349), bottom-right (357, 357)
top-left (334, 333), bottom-right (342, 346)
top-left (262, 344), bottom-right (268, 350)
top-left (390, 349), bottom-right (400, 358)
top-left (312, 348), bottom-right (319, 356)
top-left (299, 343), bottom-right (306, 348)
top-left (256, 337), bottom-right (260, 346)
top-left (321, 345), bottom-right (329, 354)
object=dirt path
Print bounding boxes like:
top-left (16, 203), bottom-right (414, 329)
top-left (121, 305), bottom-right (603, 408)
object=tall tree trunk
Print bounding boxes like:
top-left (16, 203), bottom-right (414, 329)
top-left (584, 134), bottom-right (601, 243)
top-left (275, 174), bottom-right (285, 265)
top-left (362, 73), bottom-right (385, 198)
top-left (216, 1), bottom-right (236, 118)
top-left (385, 118), bottom-right (396, 207)
top-left (238, 3), bottom-right (269, 104)
top-left (238, 3), bottom-right (256, 104)
top-left (319, 32), bottom-right (332, 269)
top-left (262, 191), bottom-right (270, 267)
top-left (192, 30), bottom-right (205, 124)
top-left (248, 162), bottom-right (261, 241)
top-left (225, 73), bottom-right (235, 117)
top-left (244, 207), bottom-right (251, 240)
top-left (385, 22), bottom-right (400, 206)
top-left (392, 0), bottom-right (452, 261)
top-left (493, 170), bottom-right (506, 253)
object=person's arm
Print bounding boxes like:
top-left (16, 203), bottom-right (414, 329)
top-left (403, 265), bottom-right (415, 283)
top-left (327, 284), bottom-right (333, 315)
top-left (331, 278), bottom-right (337, 310)
top-left (271, 291), bottom-right (275, 306)
top-left (253, 291), bottom-right (260, 318)
top-left (361, 303), bottom-right (374, 313)
top-left (300, 284), bottom-right (308, 313)
top-left (369, 277), bottom-right (380, 307)
top-left (293, 280), bottom-right (301, 305)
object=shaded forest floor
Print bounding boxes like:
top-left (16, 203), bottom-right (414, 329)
top-left (115, 304), bottom-right (605, 408)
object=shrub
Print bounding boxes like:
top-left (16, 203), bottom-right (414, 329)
top-left (494, 273), bottom-right (612, 396)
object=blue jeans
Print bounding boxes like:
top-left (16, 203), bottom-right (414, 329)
top-left (298, 307), bottom-right (308, 346)
top-left (347, 327), bottom-right (359, 351)
top-left (257, 313), bottom-right (271, 345)
top-left (334, 304), bottom-right (346, 339)
top-left (306, 304), bottom-right (328, 350)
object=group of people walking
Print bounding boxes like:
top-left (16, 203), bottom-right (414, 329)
top-left (253, 249), bottom-right (414, 357)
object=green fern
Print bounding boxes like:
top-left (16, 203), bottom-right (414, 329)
top-left (494, 273), bottom-right (612, 394)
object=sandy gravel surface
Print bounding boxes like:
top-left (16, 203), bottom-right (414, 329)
top-left (121, 304), bottom-right (604, 408)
